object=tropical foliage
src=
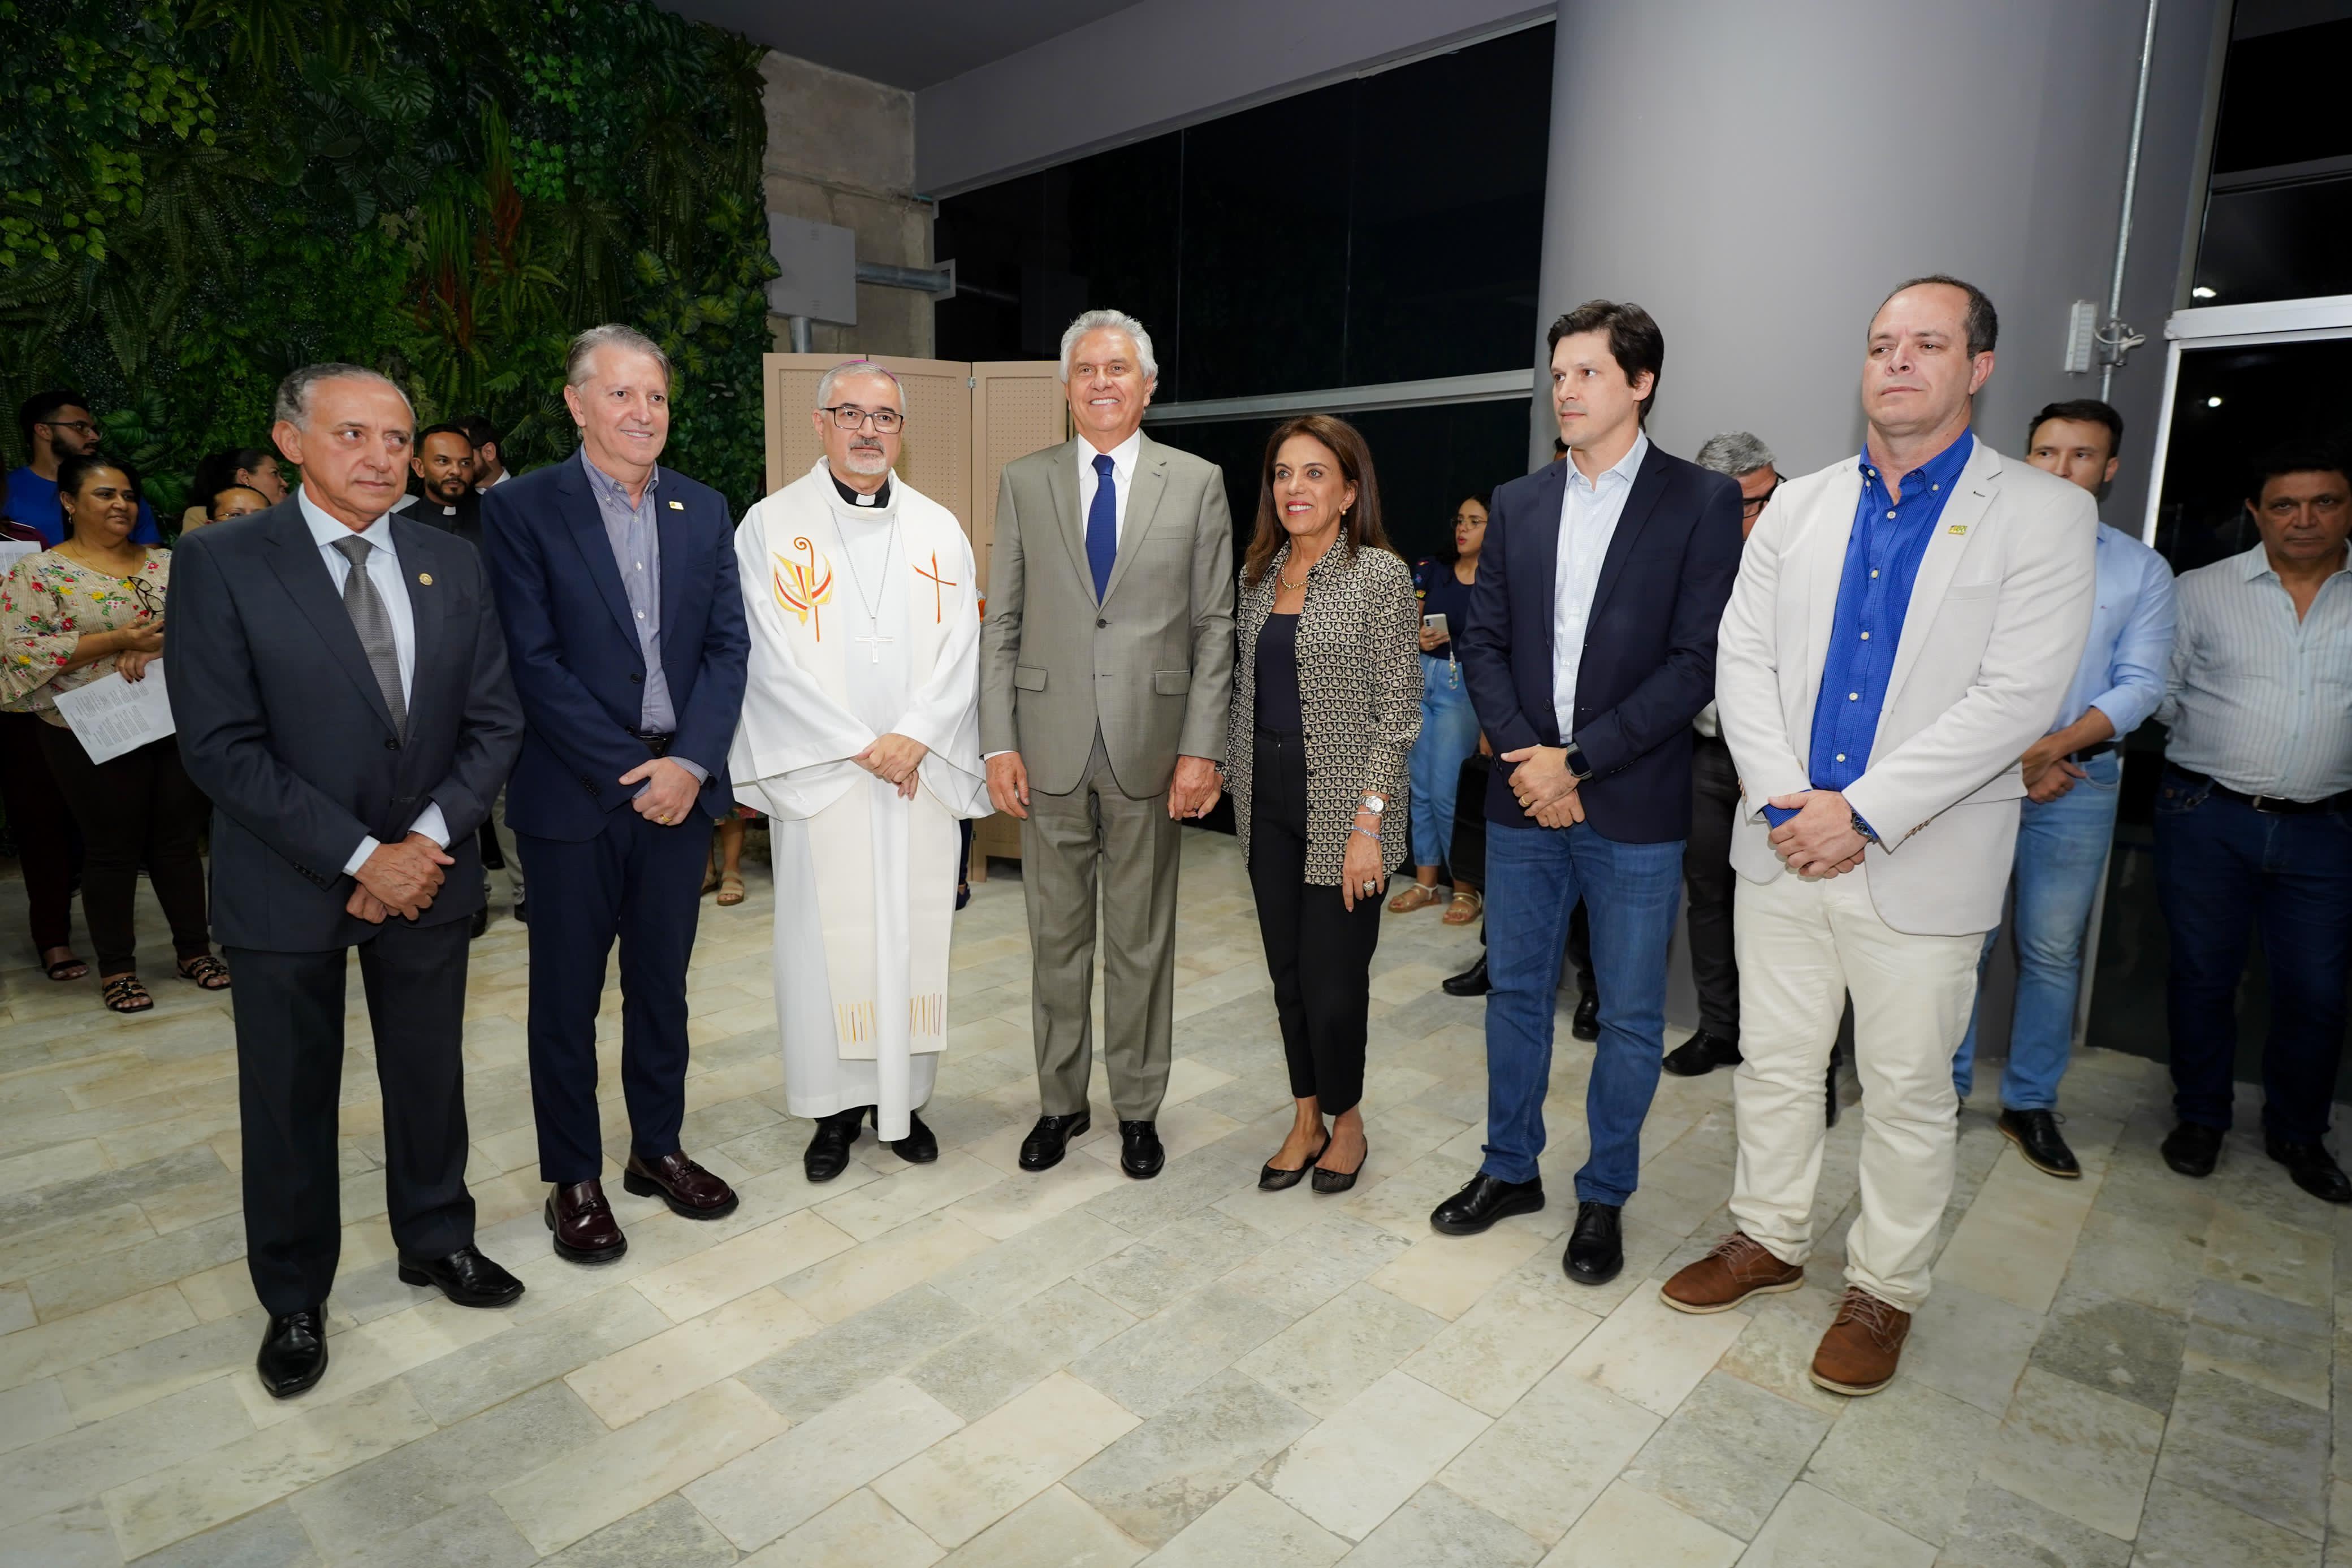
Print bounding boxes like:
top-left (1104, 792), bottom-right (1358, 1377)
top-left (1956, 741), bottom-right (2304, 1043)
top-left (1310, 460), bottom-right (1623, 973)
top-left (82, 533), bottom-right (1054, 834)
top-left (1, 0), bottom-right (777, 517)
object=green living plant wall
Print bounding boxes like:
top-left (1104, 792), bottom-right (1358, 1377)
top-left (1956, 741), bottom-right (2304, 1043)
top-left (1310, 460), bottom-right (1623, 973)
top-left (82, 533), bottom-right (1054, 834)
top-left (0, 0), bottom-right (779, 520)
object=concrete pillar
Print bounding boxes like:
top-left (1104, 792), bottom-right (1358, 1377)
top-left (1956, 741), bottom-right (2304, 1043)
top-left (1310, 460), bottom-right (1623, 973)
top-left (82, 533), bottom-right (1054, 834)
top-left (1531, 0), bottom-right (2220, 530)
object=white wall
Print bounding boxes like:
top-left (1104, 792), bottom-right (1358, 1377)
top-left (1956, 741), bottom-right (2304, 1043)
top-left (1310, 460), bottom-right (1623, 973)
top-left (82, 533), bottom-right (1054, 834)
top-left (1532, 0), bottom-right (2221, 531)
top-left (913, 0), bottom-right (1549, 196)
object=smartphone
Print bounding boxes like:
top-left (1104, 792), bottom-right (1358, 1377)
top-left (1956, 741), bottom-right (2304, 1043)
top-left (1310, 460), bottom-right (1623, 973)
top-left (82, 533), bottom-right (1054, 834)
top-left (1423, 613), bottom-right (1449, 639)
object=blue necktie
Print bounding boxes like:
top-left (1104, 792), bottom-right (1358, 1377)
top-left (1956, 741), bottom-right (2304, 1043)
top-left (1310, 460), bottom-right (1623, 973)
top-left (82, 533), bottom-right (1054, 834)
top-left (1086, 452), bottom-right (1117, 602)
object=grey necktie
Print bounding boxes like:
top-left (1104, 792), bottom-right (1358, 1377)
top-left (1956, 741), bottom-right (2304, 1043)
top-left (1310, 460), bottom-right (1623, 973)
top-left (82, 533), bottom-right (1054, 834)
top-left (332, 535), bottom-right (406, 733)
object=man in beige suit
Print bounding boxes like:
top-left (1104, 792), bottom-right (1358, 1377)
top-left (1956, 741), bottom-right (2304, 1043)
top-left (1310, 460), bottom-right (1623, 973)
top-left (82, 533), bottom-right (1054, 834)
top-left (1661, 276), bottom-right (2095, 1398)
top-left (980, 309), bottom-right (1236, 1180)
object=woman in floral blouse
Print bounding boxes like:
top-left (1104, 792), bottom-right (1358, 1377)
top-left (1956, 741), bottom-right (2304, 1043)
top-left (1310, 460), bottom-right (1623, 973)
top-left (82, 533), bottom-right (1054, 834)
top-left (0, 456), bottom-right (226, 1012)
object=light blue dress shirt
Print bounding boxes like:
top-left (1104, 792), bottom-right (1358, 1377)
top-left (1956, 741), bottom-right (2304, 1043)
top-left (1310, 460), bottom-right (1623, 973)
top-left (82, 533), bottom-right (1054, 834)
top-left (1553, 431), bottom-right (1649, 739)
top-left (578, 449), bottom-right (707, 787)
top-left (299, 488), bottom-right (452, 873)
top-left (2047, 523), bottom-right (2175, 739)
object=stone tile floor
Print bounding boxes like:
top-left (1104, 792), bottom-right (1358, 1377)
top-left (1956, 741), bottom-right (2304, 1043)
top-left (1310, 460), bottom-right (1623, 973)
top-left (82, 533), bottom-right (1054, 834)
top-left (0, 829), bottom-right (2342, 1566)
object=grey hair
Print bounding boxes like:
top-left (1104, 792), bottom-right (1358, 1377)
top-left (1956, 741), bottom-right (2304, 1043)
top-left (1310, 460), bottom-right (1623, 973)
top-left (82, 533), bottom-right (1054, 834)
top-left (815, 358), bottom-right (903, 411)
top-left (273, 363), bottom-right (414, 431)
top-left (566, 324), bottom-right (672, 389)
top-left (1058, 309), bottom-right (1157, 384)
top-left (1694, 431), bottom-right (1777, 478)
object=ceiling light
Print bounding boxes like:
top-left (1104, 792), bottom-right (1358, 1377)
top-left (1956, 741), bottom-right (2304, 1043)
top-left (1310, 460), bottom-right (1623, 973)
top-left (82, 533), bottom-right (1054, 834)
top-left (2207, 396), bottom-right (2224, 408)
top-left (2193, 286), bottom-right (2217, 299)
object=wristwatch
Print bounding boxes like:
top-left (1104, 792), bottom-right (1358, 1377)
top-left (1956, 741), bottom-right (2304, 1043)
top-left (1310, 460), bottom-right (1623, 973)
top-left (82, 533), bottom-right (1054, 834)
top-left (1850, 811), bottom-right (1879, 844)
top-left (1561, 740), bottom-right (1594, 782)
top-left (1360, 794), bottom-right (1386, 817)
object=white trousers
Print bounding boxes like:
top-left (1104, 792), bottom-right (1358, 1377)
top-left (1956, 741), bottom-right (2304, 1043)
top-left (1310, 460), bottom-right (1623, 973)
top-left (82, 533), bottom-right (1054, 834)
top-left (1728, 868), bottom-right (1984, 1311)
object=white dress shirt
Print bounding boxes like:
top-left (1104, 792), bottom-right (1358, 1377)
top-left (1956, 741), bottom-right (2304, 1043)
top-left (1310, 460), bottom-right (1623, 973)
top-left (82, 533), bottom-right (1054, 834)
top-left (298, 488), bottom-right (452, 872)
top-left (1075, 428), bottom-right (1144, 544)
top-left (1553, 431), bottom-right (1649, 740)
top-left (2160, 540), bottom-right (2352, 800)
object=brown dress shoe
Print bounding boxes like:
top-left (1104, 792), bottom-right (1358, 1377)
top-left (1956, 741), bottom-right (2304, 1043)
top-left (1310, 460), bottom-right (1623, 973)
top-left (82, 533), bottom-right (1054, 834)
top-left (1660, 1232), bottom-right (1805, 1314)
top-left (623, 1151), bottom-right (740, 1220)
top-left (1809, 1287), bottom-right (1912, 1396)
top-left (546, 1179), bottom-right (627, 1264)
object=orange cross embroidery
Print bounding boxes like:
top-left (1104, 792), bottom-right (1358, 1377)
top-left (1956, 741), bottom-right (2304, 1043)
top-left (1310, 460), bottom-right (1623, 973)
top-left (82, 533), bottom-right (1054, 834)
top-left (913, 550), bottom-right (958, 625)
top-left (775, 535), bottom-right (833, 639)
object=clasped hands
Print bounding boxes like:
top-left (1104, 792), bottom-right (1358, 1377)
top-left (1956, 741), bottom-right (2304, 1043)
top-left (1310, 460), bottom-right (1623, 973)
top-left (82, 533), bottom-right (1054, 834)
top-left (1501, 744), bottom-right (1585, 829)
top-left (855, 733), bottom-right (929, 800)
top-left (347, 831), bottom-right (456, 923)
top-left (2020, 738), bottom-right (2086, 804)
top-left (1766, 788), bottom-right (1869, 879)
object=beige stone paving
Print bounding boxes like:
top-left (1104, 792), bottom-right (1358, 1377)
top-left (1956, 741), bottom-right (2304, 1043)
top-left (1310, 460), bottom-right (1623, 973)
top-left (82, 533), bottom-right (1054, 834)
top-left (0, 830), bottom-right (2342, 1565)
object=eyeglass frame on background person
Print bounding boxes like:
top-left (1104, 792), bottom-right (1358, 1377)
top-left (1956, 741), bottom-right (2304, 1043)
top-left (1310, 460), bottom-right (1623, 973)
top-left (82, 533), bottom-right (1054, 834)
top-left (818, 404), bottom-right (905, 434)
top-left (40, 416), bottom-right (103, 441)
top-left (1739, 474), bottom-right (1781, 521)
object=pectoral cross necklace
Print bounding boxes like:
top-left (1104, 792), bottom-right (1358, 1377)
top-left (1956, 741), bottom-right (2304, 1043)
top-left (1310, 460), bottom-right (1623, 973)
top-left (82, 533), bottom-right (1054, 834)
top-left (837, 516), bottom-right (900, 663)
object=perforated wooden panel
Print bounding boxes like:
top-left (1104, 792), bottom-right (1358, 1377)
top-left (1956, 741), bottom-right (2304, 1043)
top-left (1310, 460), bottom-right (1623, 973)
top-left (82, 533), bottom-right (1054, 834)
top-left (761, 353), bottom-right (974, 532)
top-left (969, 362), bottom-right (1070, 598)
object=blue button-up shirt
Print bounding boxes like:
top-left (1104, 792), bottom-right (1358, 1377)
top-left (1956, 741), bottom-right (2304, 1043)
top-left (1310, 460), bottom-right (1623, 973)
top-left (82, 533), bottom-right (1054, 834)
top-left (578, 449), bottom-right (706, 785)
top-left (1765, 431), bottom-right (1974, 829)
top-left (2049, 523), bottom-right (2175, 739)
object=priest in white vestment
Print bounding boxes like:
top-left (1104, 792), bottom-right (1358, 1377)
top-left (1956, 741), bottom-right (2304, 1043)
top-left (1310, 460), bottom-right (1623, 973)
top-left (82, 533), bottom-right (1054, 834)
top-left (729, 362), bottom-right (989, 1181)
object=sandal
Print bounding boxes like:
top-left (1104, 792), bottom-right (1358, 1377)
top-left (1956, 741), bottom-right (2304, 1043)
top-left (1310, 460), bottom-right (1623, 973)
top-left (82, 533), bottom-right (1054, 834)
top-left (1387, 883), bottom-right (1446, 915)
top-left (41, 948), bottom-right (88, 982)
top-left (102, 975), bottom-right (154, 1013)
top-left (177, 954), bottom-right (232, 990)
top-left (715, 874), bottom-right (745, 907)
top-left (1442, 888), bottom-right (1484, 926)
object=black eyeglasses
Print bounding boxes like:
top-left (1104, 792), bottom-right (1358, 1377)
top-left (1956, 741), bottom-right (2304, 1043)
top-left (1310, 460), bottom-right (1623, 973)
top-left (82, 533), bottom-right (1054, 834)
top-left (1741, 477), bottom-right (1783, 519)
top-left (44, 418), bottom-right (102, 438)
top-left (129, 576), bottom-right (164, 617)
top-left (820, 404), bottom-right (904, 434)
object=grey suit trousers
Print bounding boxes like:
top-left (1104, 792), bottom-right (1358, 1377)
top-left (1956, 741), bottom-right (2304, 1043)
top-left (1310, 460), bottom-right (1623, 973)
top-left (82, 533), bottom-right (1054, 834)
top-left (1022, 731), bottom-right (1181, 1120)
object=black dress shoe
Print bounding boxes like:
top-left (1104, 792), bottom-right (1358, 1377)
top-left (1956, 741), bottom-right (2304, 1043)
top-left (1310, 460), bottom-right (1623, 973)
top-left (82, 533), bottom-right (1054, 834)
top-left (803, 1107), bottom-right (864, 1183)
top-left (1441, 955), bottom-right (1491, 997)
top-left (1018, 1113), bottom-right (1091, 1172)
top-left (513, 899), bottom-right (528, 925)
top-left (1662, 1031), bottom-right (1741, 1078)
top-left (1430, 1172), bottom-right (1546, 1235)
top-left (257, 1308), bottom-right (328, 1399)
top-left (469, 905), bottom-right (490, 939)
top-left (885, 1106), bottom-right (939, 1163)
top-left (1998, 1108), bottom-right (2081, 1179)
top-left (1119, 1120), bottom-right (1165, 1180)
top-left (2267, 1136), bottom-right (2352, 1203)
top-left (2161, 1121), bottom-right (2223, 1178)
top-left (1563, 1201), bottom-right (1623, 1286)
top-left (1571, 989), bottom-right (1601, 1042)
top-left (397, 1245), bottom-right (525, 1307)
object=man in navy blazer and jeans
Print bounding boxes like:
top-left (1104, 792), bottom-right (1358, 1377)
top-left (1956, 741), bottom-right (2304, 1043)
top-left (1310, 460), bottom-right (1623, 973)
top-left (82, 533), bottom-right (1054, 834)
top-left (1433, 301), bottom-right (1743, 1287)
top-left (483, 324), bottom-right (749, 1264)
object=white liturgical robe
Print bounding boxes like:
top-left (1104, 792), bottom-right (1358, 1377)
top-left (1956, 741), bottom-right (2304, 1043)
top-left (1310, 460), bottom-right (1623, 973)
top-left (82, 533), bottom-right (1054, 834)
top-left (729, 462), bottom-right (988, 1140)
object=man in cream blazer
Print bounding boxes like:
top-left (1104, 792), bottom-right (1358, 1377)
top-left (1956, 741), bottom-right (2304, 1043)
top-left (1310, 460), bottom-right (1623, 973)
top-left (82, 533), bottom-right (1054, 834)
top-left (1662, 277), bottom-right (2095, 1398)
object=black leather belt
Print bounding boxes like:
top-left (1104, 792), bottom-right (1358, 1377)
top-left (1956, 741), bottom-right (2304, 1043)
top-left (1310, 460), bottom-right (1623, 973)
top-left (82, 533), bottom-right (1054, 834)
top-left (631, 731), bottom-right (674, 758)
top-left (2171, 766), bottom-right (2351, 815)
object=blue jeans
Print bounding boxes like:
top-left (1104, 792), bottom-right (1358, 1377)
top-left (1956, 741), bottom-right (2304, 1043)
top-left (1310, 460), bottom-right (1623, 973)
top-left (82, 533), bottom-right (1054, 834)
top-left (1407, 656), bottom-right (1481, 872)
top-left (1482, 821), bottom-right (1684, 1201)
top-left (2152, 768), bottom-right (2352, 1143)
top-left (1953, 750), bottom-right (2120, 1109)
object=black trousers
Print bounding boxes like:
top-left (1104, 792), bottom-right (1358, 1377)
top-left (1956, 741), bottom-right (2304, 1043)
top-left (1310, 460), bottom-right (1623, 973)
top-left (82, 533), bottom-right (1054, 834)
top-left (1, 711), bottom-right (79, 953)
top-left (1684, 734), bottom-right (1741, 1039)
top-left (38, 726), bottom-right (210, 976)
top-left (230, 917), bottom-right (475, 1314)
top-left (517, 807), bottom-right (712, 1183)
top-left (1247, 730), bottom-right (1382, 1116)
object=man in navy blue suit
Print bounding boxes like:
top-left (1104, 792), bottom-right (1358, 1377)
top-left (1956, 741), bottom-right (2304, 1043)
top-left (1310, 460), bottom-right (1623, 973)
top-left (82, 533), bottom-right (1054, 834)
top-left (482, 324), bottom-right (750, 1264)
top-left (1432, 300), bottom-right (1743, 1288)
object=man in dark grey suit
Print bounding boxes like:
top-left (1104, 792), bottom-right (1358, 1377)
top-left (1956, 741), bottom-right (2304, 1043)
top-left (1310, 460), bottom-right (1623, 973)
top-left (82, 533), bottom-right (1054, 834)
top-left (172, 365), bottom-right (526, 1400)
top-left (979, 309), bottom-right (1236, 1180)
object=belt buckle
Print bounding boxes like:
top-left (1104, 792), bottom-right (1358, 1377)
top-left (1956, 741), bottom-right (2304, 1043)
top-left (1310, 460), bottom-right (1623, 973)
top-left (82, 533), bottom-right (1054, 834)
top-left (2249, 794), bottom-right (2280, 813)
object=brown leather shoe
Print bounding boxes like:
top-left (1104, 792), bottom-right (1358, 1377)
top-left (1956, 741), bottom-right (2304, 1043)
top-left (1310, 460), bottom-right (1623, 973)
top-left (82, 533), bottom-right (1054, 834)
top-left (546, 1179), bottom-right (627, 1264)
top-left (1809, 1287), bottom-right (1912, 1396)
top-left (1660, 1231), bottom-right (1805, 1314)
top-left (622, 1151), bottom-right (740, 1220)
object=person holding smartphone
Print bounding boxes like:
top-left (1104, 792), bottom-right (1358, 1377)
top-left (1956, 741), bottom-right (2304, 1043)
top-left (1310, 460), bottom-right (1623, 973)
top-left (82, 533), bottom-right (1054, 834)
top-left (1392, 493), bottom-right (1489, 925)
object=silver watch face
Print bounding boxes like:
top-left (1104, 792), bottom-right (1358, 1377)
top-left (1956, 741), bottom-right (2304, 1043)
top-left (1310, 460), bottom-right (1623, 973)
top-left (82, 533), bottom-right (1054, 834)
top-left (1361, 796), bottom-right (1385, 815)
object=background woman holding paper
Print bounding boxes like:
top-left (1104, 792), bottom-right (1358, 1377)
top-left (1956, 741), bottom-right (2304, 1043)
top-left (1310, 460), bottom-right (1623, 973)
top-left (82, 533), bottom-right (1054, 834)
top-left (0, 455), bottom-right (224, 1012)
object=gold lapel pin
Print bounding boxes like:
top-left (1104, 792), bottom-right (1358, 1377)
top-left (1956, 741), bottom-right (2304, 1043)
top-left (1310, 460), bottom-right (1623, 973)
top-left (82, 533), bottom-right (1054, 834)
top-left (1946, 525), bottom-right (1967, 535)
top-left (667, 500), bottom-right (685, 510)
top-left (418, 572), bottom-right (433, 584)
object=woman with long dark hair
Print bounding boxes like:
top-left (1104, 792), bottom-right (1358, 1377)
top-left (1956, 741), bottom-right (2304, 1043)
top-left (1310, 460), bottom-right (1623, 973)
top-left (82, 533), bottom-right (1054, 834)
top-left (1224, 415), bottom-right (1419, 1194)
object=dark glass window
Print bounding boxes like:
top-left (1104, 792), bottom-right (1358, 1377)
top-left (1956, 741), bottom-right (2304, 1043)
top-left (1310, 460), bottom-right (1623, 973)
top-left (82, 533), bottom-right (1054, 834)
top-left (2191, 14), bottom-right (2352, 305)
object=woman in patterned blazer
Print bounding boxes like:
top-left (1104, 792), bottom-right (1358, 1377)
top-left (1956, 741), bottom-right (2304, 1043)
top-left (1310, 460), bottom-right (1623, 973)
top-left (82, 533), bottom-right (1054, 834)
top-left (1223, 414), bottom-right (1420, 1195)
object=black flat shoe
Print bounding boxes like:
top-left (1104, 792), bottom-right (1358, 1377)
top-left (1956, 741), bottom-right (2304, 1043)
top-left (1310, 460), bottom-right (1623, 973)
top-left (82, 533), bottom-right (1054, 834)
top-left (1998, 1108), bottom-right (2080, 1179)
top-left (1441, 955), bottom-right (1491, 997)
top-left (1311, 1137), bottom-right (1367, 1195)
top-left (257, 1308), bottom-right (328, 1399)
top-left (1260, 1136), bottom-right (1329, 1192)
top-left (1019, 1113), bottom-right (1091, 1172)
top-left (469, 905), bottom-right (489, 939)
top-left (2267, 1136), bottom-right (2352, 1203)
top-left (803, 1107), bottom-right (865, 1183)
top-left (1571, 989), bottom-right (1601, 1042)
top-left (1430, 1172), bottom-right (1545, 1235)
top-left (884, 1106), bottom-right (939, 1164)
top-left (1563, 1200), bottom-right (1623, 1286)
top-left (1662, 1031), bottom-right (1741, 1078)
top-left (1119, 1120), bottom-right (1164, 1180)
top-left (2161, 1121), bottom-right (2223, 1178)
top-left (397, 1245), bottom-right (525, 1307)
